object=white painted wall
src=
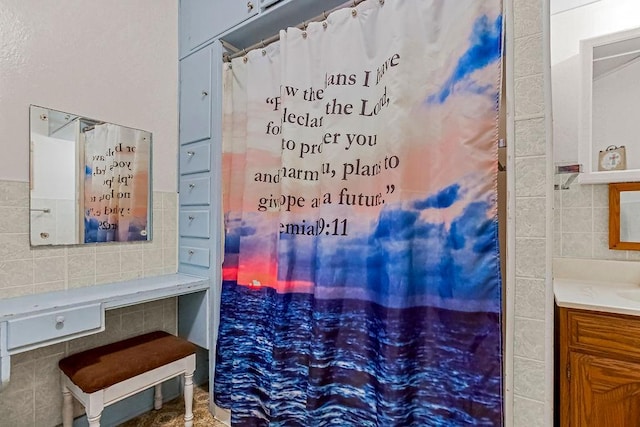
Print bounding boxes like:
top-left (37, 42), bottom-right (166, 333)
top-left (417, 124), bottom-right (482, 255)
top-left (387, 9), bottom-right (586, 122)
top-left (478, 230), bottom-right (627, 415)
top-left (0, 0), bottom-right (178, 191)
top-left (551, 0), bottom-right (640, 162)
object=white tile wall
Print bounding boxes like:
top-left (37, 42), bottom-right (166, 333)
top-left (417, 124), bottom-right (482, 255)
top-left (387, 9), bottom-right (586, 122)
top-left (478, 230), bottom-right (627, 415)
top-left (514, 35), bottom-right (543, 79)
top-left (514, 0), bottom-right (543, 39)
top-left (512, 0), bottom-right (552, 425)
top-left (0, 179), bottom-right (178, 426)
top-left (513, 396), bottom-right (545, 427)
top-left (514, 76), bottom-right (545, 117)
top-left (554, 181), bottom-right (640, 260)
top-left (514, 318), bottom-right (546, 361)
top-left (513, 356), bottom-right (546, 402)
top-left (515, 278), bottom-right (546, 320)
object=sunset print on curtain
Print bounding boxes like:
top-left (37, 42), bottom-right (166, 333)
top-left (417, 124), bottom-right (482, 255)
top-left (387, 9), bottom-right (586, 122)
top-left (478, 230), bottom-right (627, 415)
top-left (215, 0), bottom-right (504, 425)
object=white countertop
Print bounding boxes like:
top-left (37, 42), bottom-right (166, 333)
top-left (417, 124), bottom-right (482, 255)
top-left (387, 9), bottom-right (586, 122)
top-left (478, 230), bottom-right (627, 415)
top-left (0, 273), bottom-right (209, 320)
top-left (554, 258), bottom-right (640, 316)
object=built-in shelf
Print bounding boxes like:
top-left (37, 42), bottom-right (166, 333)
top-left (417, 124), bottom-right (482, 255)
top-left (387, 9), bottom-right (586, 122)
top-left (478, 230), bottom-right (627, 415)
top-left (578, 169), bottom-right (640, 184)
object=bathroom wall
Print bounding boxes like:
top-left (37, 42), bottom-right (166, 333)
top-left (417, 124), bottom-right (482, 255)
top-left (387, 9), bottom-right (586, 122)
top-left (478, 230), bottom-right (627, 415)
top-left (0, 0), bottom-right (178, 191)
top-left (509, 0), bottom-right (639, 422)
top-left (511, 0), bottom-right (551, 425)
top-left (0, 181), bottom-right (178, 425)
top-left (551, 1), bottom-right (640, 261)
top-left (0, 1), bottom-right (179, 425)
top-left (518, 1), bottom-right (640, 426)
top-left (551, 0), bottom-right (640, 163)
top-left (553, 181), bottom-right (640, 260)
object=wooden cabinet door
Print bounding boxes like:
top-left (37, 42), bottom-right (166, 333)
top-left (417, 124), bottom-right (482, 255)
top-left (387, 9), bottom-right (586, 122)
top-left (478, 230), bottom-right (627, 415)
top-left (571, 352), bottom-right (640, 426)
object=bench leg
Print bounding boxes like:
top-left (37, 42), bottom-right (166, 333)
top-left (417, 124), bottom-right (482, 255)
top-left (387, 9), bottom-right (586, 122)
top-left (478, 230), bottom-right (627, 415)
top-left (86, 392), bottom-right (104, 427)
top-left (154, 383), bottom-right (163, 410)
top-left (184, 372), bottom-right (194, 427)
top-left (62, 384), bottom-right (73, 427)
top-left (87, 413), bottom-right (101, 427)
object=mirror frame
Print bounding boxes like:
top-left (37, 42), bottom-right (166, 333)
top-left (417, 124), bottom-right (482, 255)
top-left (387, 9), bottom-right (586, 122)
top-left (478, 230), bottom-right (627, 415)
top-left (609, 182), bottom-right (640, 250)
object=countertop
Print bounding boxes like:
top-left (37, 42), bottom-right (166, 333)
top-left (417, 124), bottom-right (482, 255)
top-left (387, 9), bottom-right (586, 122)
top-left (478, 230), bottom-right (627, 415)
top-left (554, 258), bottom-right (640, 316)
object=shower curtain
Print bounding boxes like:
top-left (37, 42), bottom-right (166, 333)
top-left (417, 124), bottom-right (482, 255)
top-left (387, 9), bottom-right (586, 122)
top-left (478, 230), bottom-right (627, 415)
top-left (215, 0), bottom-right (504, 425)
top-left (84, 123), bottom-right (150, 242)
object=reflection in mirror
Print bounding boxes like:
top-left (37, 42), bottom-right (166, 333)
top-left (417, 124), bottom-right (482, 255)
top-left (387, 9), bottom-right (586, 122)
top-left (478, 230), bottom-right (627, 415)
top-left (620, 191), bottom-right (640, 241)
top-left (609, 182), bottom-right (640, 250)
top-left (30, 105), bottom-right (152, 246)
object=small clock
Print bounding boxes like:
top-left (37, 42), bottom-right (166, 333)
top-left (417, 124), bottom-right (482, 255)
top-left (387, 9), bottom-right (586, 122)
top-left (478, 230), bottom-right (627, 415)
top-left (598, 145), bottom-right (627, 171)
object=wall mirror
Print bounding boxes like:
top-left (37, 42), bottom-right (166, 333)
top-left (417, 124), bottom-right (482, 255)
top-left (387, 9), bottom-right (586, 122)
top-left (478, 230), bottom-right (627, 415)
top-left (609, 182), bottom-right (640, 250)
top-left (30, 105), bottom-right (152, 246)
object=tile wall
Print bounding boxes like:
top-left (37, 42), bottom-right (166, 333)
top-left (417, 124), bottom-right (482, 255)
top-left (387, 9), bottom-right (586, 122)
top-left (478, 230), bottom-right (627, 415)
top-left (512, 0), bottom-right (549, 425)
top-left (554, 181), bottom-right (640, 260)
top-left (0, 179), bottom-right (178, 426)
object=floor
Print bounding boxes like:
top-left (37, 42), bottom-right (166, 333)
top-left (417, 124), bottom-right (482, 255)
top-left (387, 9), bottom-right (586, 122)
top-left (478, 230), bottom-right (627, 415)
top-left (119, 384), bottom-right (227, 427)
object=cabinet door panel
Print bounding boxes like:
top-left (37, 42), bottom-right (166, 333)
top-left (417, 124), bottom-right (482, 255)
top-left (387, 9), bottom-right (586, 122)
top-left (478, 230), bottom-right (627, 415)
top-left (180, 142), bottom-right (211, 175)
top-left (179, 177), bottom-right (211, 206)
top-left (179, 209), bottom-right (210, 238)
top-left (569, 310), bottom-right (640, 361)
top-left (572, 352), bottom-right (640, 426)
top-left (180, 47), bottom-right (212, 145)
top-left (181, 0), bottom-right (257, 52)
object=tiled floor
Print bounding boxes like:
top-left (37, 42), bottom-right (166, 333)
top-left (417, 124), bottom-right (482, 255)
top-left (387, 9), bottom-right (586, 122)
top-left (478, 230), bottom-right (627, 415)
top-left (119, 384), bottom-right (227, 426)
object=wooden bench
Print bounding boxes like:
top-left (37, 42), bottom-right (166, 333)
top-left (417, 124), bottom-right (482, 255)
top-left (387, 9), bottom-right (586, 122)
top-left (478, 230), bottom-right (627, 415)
top-left (58, 331), bottom-right (197, 427)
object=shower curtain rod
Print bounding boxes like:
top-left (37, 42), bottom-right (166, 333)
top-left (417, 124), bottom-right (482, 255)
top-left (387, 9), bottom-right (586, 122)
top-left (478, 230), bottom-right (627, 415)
top-left (222, 0), bottom-right (369, 62)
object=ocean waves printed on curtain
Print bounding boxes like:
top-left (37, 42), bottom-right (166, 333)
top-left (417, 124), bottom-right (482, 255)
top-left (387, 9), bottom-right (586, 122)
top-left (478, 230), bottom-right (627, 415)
top-left (215, 0), bottom-right (504, 425)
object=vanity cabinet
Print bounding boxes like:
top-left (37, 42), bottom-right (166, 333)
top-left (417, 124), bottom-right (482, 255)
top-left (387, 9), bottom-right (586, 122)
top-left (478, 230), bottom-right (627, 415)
top-left (557, 307), bottom-right (640, 426)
